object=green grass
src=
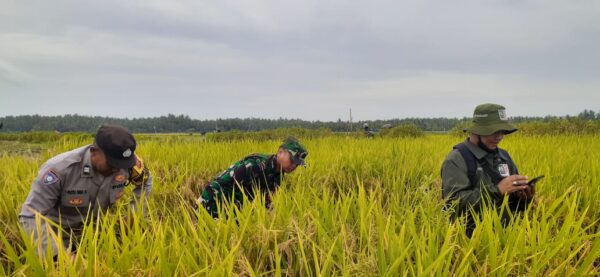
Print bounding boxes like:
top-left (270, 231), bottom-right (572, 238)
top-left (1, 133), bottom-right (599, 275)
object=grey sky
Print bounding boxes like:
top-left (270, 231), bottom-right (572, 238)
top-left (1, 0), bottom-right (599, 121)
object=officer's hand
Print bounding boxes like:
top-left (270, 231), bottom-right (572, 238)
top-left (516, 184), bottom-right (535, 200)
top-left (497, 175), bottom-right (529, 195)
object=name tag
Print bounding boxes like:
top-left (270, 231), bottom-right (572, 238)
top-left (497, 163), bottom-right (510, 177)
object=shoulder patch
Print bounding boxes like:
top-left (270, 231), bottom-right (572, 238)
top-left (41, 169), bottom-right (60, 185)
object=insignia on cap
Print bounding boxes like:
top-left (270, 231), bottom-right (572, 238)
top-left (498, 109), bottom-right (508, 120)
top-left (123, 148), bottom-right (132, 158)
top-left (42, 170), bottom-right (60, 185)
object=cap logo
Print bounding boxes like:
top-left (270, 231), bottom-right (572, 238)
top-left (474, 114), bottom-right (488, 118)
top-left (498, 109), bottom-right (508, 120)
top-left (123, 149), bottom-right (132, 158)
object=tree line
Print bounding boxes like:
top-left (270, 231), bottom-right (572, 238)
top-left (0, 109), bottom-right (598, 133)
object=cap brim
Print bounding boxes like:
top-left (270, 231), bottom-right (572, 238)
top-left (106, 155), bottom-right (136, 169)
top-left (470, 123), bottom-right (518, 136)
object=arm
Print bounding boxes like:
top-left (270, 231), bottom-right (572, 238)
top-left (129, 156), bottom-right (152, 216)
top-left (19, 166), bottom-right (63, 257)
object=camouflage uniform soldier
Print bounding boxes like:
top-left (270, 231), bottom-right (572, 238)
top-left (19, 124), bottom-right (152, 258)
top-left (441, 104), bottom-right (534, 237)
top-left (197, 137), bottom-right (308, 218)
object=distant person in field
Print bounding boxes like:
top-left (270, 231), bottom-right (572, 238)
top-left (197, 137), bottom-right (308, 218)
top-left (19, 124), bottom-right (152, 258)
top-left (441, 104), bottom-right (534, 237)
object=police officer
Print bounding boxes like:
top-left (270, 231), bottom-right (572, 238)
top-left (197, 137), bottom-right (307, 218)
top-left (19, 124), bottom-right (152, 257)
top-left (441, 104), bottom-right (534, 237)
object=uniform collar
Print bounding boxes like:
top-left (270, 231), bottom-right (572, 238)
top-left (81, 145), bottom-right (94, 178)
top-left (463, 138), bottom-right (489, 160)
top-left (497, 149), bottom-right (509, 160)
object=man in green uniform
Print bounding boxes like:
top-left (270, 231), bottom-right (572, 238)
top-left (197, 137), bottom-right (308, 218)
top-left (441, 104), bottom-right (534, 237)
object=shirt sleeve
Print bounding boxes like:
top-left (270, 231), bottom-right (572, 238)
top-left (130, 166), bottom-right (152, 215)
top-left (19, 163), bottom-right (64, 257)
top-left (19, 216), bottom-right (61, 258)
top-left (232, 161), bottom-right (262, 187)
top-left (20, 165), bottom-right (63, 217)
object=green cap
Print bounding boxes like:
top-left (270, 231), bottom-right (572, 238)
top-left (468, 103), bottom-right (517, 136)
top-left (280, 137), bottom-right (308, 166)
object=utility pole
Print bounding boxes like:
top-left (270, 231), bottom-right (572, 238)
top-left (349, 108), bottom-right (353, 132)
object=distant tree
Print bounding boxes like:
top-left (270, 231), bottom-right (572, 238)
top-left (578, 109), bottom-right (597, 120)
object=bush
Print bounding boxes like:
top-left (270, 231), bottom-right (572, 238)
top-left (0, 132), bottom-right (93, 143)
top-left (378, 124), bottom-right (424, 138)
top-left (448, 120), bottom-right (472, 137)
top-left (205, 127), bottom-right (335, 142)
top-left (518, 118), bottom-right (600, 135)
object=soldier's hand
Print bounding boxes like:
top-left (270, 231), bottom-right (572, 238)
top-left (497, 175), bottom-right (529, 195)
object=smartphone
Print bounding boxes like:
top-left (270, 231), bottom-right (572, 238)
top-left (527, 175), bottom-right (545, 187)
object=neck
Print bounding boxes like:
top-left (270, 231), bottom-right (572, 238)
top-left (469, 135), bottom-right (496, 153)
top-left (272, 155), bottom-right (282, 172)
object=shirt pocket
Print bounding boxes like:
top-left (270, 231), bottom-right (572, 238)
top-left (61, 193), bottom-right (90, 208)
top-left (110, 184), bottom-right (126, 204)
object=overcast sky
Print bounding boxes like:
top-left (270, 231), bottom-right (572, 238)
top-left (1, 0), bottom-right (599, 121)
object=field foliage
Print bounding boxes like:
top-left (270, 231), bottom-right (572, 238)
top-left (1, 132), bottom-right (599, 275)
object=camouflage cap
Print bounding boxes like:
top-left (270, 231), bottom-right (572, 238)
top-left (469, 103), bottom-right (517, 136)
top-left (280, 137), bottom-right (308, 166)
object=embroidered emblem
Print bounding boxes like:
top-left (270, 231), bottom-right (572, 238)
top-left (42, 170), bottom-right (60, 185)
top-left (115, 174), bottom-right (126, 182)
top-left (68, 197), bottom-right (84, 205)
top-left (498, 163), bottom-right (510, 177)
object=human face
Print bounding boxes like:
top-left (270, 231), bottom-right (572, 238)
top-left (90, 146), bottom-right (120, 176)
top-left (479, 131), bottom-right (506, 150)
top-left (276, 148), bottom-right (298, 173)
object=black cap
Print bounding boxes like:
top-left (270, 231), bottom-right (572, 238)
top-left (94, 124), bottom-right (137, 169)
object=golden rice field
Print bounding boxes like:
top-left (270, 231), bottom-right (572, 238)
top-left (1, 133), bottom-right (599, 275)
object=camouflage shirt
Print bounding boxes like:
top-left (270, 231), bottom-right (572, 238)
top-left (199, 154), bottom-right (283, 217)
